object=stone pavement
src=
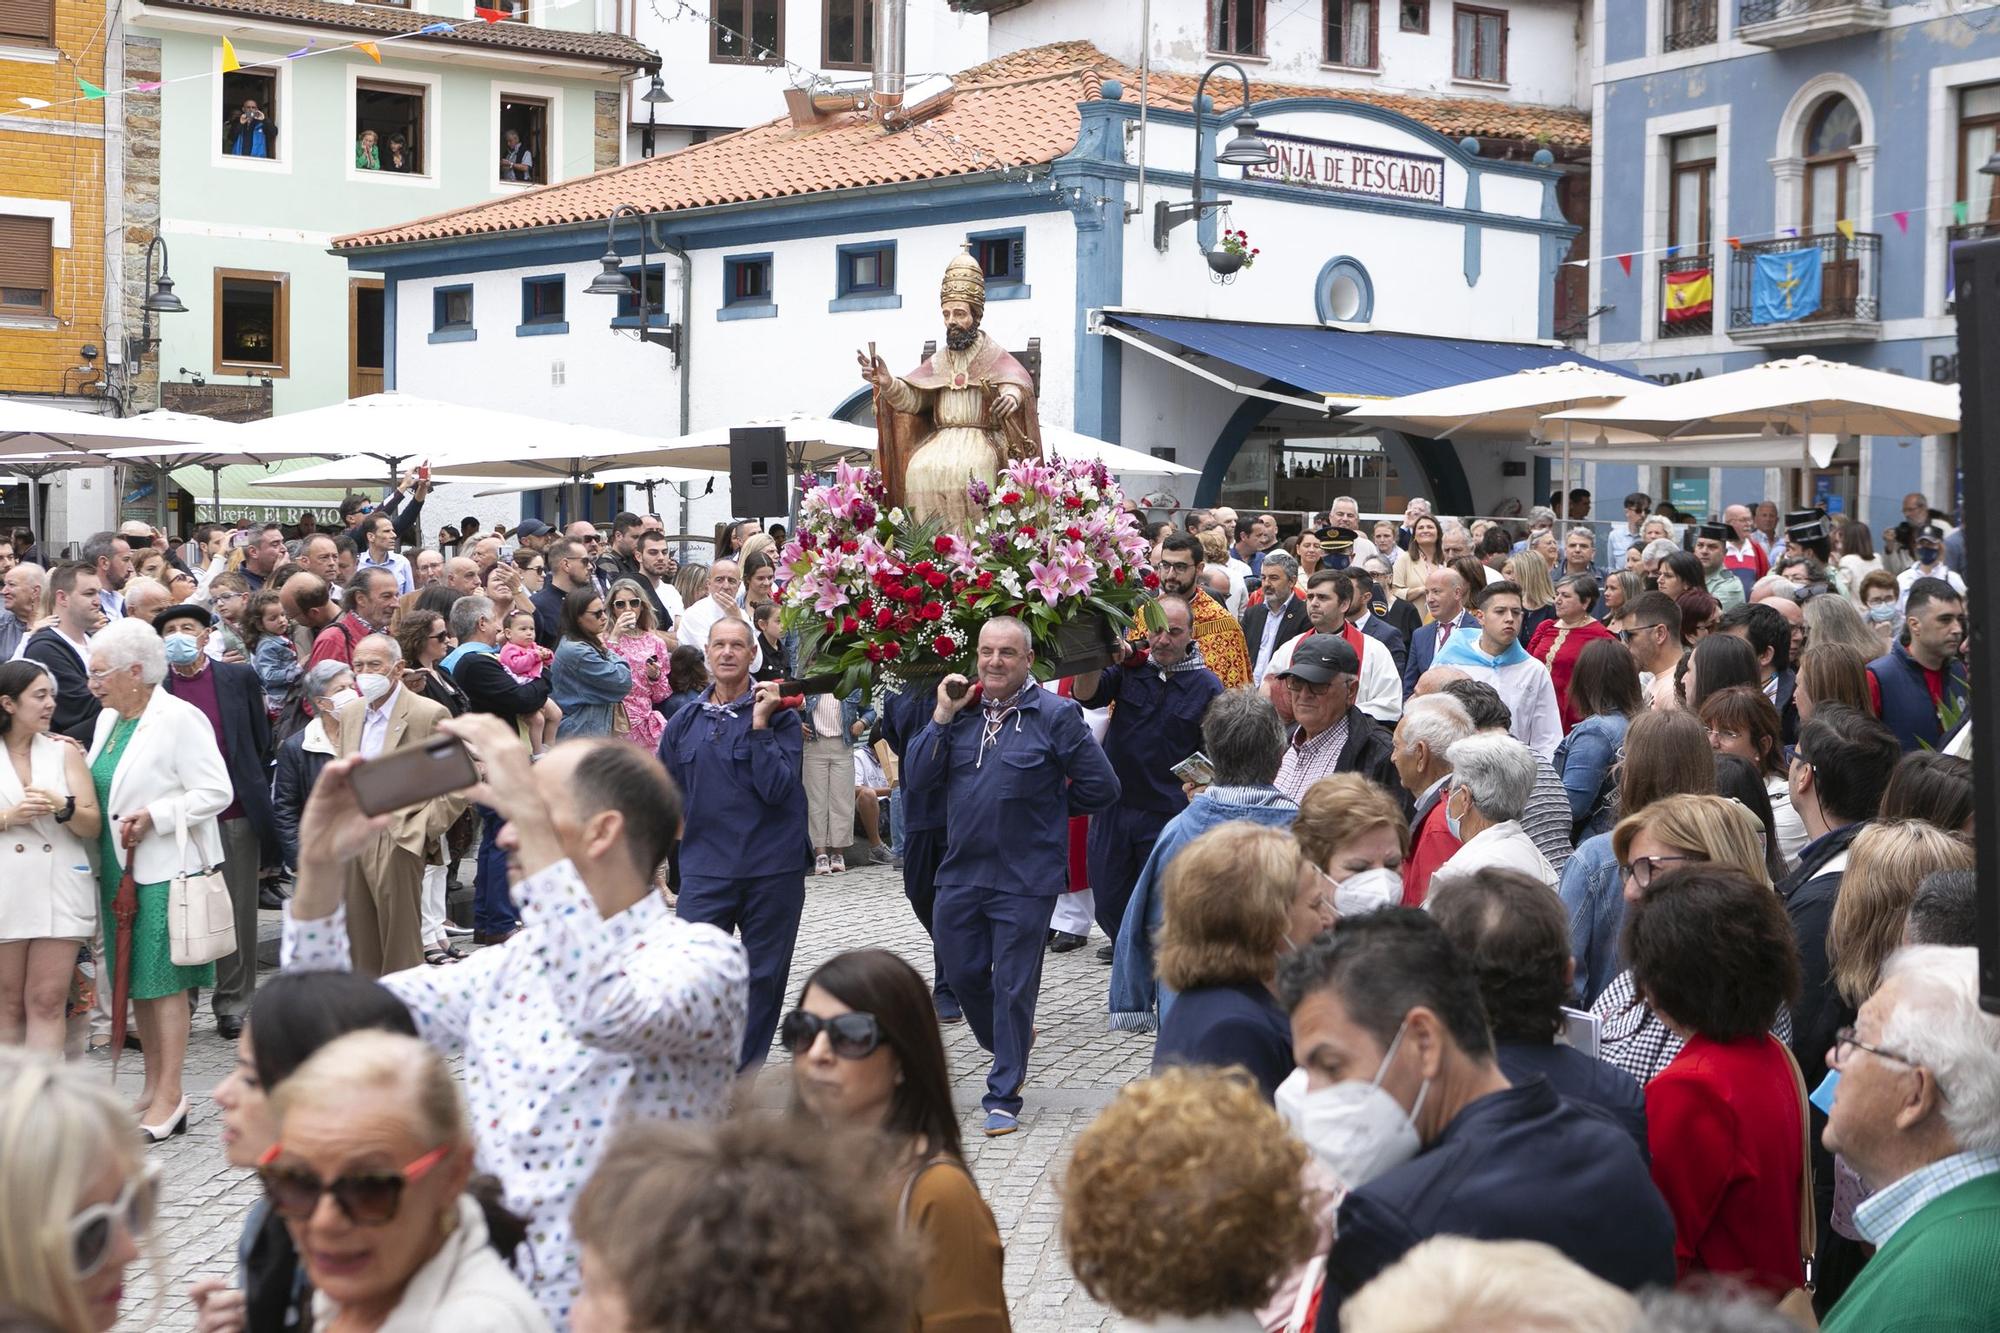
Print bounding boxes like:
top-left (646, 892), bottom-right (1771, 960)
top-left (112, 862), bottom-right (1151, 1331)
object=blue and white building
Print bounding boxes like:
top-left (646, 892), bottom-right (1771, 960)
top-left (1581, 0), bottom-right (1994, 531)
top-left (336, 39), bottom-right (1600, 522)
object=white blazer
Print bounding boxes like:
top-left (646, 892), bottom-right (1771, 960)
top-left (87, 684), bottom-right (231, 882)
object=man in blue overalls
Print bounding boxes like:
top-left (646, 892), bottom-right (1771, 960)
top-left (1072, 593), bottom-right (1222, 957)
top-left (907, 616), bottom-right (1121, 1136)
top-left (660, 615), bottom-right (808, 1067)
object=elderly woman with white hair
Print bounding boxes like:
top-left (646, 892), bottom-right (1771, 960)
top-left (1428, 731), bottom-right (1556, 895)
top-left (84, 616), bottom-right (232, 1142)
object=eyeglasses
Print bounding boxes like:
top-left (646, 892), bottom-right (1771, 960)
top-left (70, 1160), bottom-right (160, 1279)
top-left (257, 1143), bottom-right (451, 1226)
top-left (1282, 676), bottom-right (1335, 696)
top-left (579, 535), bottom-right (601, 546)
top-left (609, 599), bottom-right (643, 610)
top-left (1619, 854), bottom-right (1695, 889)
top-left (1832, 1026), bottom-right (1923, 1074)
top-left (1705, 726), bottom-right (1743, 744)
top-left (779, 1009), bottom-right (884, 1059)
top-left (583, 607), bottom-right (607, 619)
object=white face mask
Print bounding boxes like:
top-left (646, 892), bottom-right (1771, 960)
top-left (323, 688), bottom-right (361, 713)
top-left (1333, 867), bottom-right (1403, 918)
top-left (1275, 1017), bottom-right (1429, 1189)
top-left (355, 672), bottom-right (393, 704)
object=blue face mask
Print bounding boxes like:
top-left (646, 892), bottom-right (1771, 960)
top-left (1865, 602), bottom-right (1899, 624)
top-left (162, 632), bottom-right (201, 666)
top-left (1444, 786), bottom-right (1466, 841)
top-left (1810, 1068), bottom-right (1839, 1117)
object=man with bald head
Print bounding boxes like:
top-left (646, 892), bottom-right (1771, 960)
top-left (300, 533), bottom-right (342, 598)
top-left (1721, 502), bottom-right (1768, 592)
top-left (281, 572), bottom-right (338, 659)
top-left (907, 616), bottom-right (1122, 1136)
top-left (332, 631), bottom-right (463, 975)
top-left (442, 556), bottom-right (481, 598)
top-left (410, 548), bottom-right (444, 590)
top-left (470, 535), bottom-right (504, 579)
top-left (659, 613), bottom-right (808, 1066)
top-left (675, 558), bottom-right (747, 656)
top-left (121, 576), bottom-right (172, 626)
top-left (1405, 567), bottom-right (1476, 693)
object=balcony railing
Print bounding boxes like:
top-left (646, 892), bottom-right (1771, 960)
top-left (1727, 231), bottom-right (1880, 341)
top-left (1658, 252), bottom-right (1715, 338)
top-left (1738, 0), bottom-right (1887, 45)
top-left (1664, 0), bottom-right (1718, 49)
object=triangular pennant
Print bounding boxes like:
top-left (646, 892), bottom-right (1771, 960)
top-left (1892, 210), bottom-right (1909, 234)
top-left (1726, 236), bottom-right (1741, 250)
top-left (1782, 226), bottom-right (1798, 237)
top-left (1616, 254), bottom-right (1632, 276)
top-left (132, 80), bottom-right (161, 91)
top-left (76, 78), bottom-right (107, 99)
top-left (1954, 200), bottom-right (1970, 225)
top-left (474, 5), bottom-right (508, 19)
top-left (17, 96), bottom-right (50, 108)
top-left (222, 36), bottom-right (241, 72)
top-left (356, 40), bottom-right (382, 62)
top-left (1665, 244), bottom-right (1681, 258)
top-left (1836, 218), bottom-right (1856, 241)
top-left (419, 21), bottom-right (453, 33)
top-left (285, 38), bottom-right (315, 58)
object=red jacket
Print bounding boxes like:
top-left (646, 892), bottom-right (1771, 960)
top-left (1647, 1033), bottom-right (1806, 1296)
top-left (1402, 791), bottom-right (1461, 906)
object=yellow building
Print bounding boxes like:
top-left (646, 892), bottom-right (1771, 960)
top-left (0, 0), bottom-right (108, 404)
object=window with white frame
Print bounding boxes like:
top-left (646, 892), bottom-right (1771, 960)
top-left (499, 95), bottom-right (548, 184)
top-left (1957, 84), bottom-right (2000, 228)
top-left (221, 67), bottom-right (279, 160)
top-left (357, 79), bottom-right (427, 174)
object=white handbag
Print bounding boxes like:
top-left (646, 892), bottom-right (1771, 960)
top-left (167, 817), bottom-right (236, 968)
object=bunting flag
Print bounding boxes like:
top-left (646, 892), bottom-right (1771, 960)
top-left (222, 36), bottom-right (241, 72)
top-left (1893, 211), bottom-right (1910, 234)
top-left (356, 40), bottom-right (382, 62)
top-left (1783, 227), bottom-right (1799, 237)
top-left (1616, 253), bottom-right (1633, 276)
top-left (419, 21), bottom-right (454, 33)
top-left (1664, 244), bottom-right (1681, 258)
top-left (1726, 236), bottom-right (1742, 250)
top-left (1954, 200), bottom-right (1970, 225)
top-left (1751, 247), bottom-right (1822, 325)
top-left (76, 78), bottom-right (106, 99)
top-left (1836, 218), bottom-right (1856, 241)
top-left (1663, 267), bottom-right (1713, 323)
top-left (474, 6), bottom-right (509, 19)
top-left (17, 96), bottom-right (50, 108)
top-left (285, 38), bottom-right (315, 58)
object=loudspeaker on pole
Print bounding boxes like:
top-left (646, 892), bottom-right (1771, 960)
top-left (728, 426), bottom-right (788, 521)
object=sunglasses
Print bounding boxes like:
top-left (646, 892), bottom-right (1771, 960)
top-left (583, 607), bottom-right (607, 619)
top-left (610, 599), bottom-right (643, 610)
top-left (257, 1143), bottom-right (450, 1227)
top-left (779, 1009), bottom-right (884, 1059)
top-left (429, 630), bottom-right (451, 642)
top-left (70, 1160), bottom-right (160, 1279)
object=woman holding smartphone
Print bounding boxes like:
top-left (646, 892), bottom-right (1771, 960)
top-left (605, 579), bottom-right (671, 750)
top-left (549, 588), bottom-right (634, 740)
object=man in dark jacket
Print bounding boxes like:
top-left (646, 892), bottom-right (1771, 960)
top-left (440, 594), bottom-right (553, 944)
top-left (1242, 552), bottom-right (1310, 684)
top-left (1282, 912), bottom-right (1675, 1329)
top-left (156, 603), bottom-right (275, 1040)
top-left (1716, 601), bottom-right (1799, 744)
top-left (24, 563), bottom-right (103, 741)
top-left (1866, 577), bottom-right (1967, 752)
top-left (1273, 636), bottom-right (1402, 809)
top-left (1404, 567), bottom-right (1477, 695)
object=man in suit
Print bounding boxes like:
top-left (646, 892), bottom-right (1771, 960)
top-left (155, 603), bottom-right (275, 1037)
top-left (1404, 567), bottom-right (1477, 695)
top-left (1243, 550), bottom-right (1309, 685)
top-left (1284, 912), bottom-right (1675, 1330)
top-left (335, 633), bottom-right (464, 975)
top-left (25, 563), bottom-right (104, 742)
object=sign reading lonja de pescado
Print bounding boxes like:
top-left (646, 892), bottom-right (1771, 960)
top-left (1241, 131), bottom-right (1447, 206)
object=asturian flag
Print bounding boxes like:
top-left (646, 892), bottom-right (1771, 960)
top-left (1663, 268), bottom-right (1713, 323)
top-left (1751, 248), bottom-right (1822, 325)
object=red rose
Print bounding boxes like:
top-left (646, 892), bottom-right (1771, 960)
top-left (1019, 524), bottom-right (1038, 539)
top-left (1001, 491), bottom-right (1023, 506)
top-left (904, 584), bottom-right (925, 604)
top-left (1114, 568), bottom-right (1127, 584)
top-left (875, 608), bottom-right (894, 630)
top-left (1141, 570), bottom-right (1160, 589)
top-left (1062, 495), bottom-right (1083, 510)
top-left (864, 643), bottom-right (884, 663)
top-left (857, 598), bottom-right (874, 618)
top-left (924, 570), bottom-right (947, 588)
top-left (882, 642), bottom-right (901, 660)
top-left (1065, 526), bottom-right (1084, 541)
top-left (824, 618), bottom-right (839, 636)
top-left (932, 535), bottom-right (953, 555)
top-left (840, 616), bottom-right (859, 634)
top-left (895, 614), bottom-right (917, 634)
top-left (975, 571), bottom-right (995, 589)
top-left (932, 635), bottom-right (957, 656)
top-left (918, 601), bottom-right (943, 622)
top-left (840, 540), bottom-right (858, 554)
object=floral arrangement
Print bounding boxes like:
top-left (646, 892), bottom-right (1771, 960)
top-left (778, 456), bottom-right (1162, 696)
top-left (1218, 227), bottom-right (1260, 268)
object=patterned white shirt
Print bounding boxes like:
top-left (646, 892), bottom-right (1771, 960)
top-left (1854, 1149), bottom-right (2000, 1247)
top-left (1276, 714), bottom-right (1350, 803)
top-left (282, 858), bottom-right (747, 1325)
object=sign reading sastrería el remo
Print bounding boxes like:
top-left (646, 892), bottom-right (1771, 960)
top-left (1241, 130), bottom-right (1447, 206)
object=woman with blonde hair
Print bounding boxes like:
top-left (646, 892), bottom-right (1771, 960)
top-left (1290, 773), bottom-right (1408, 918)
top-left (1795, 641), bottom-right (1872, 726)
top-left (1504, 551), bottom-right (1557, 642)
top-left (0, 1048), bottom-right (156, 1333)
top-left (1153, 823), bottom-right (1300, 1099)
top-left (1390, 514), bottom-right (1445, 611)
top-left (1063, 1068), bottom-right (1316, 1331)
top-left (263, 1031), bottom-right (546, 1330)
top-left (604, 579), bottom-right (671, 750)
top-left (1801, 593), bottom-right (1877, 661)
top-left (1826, 821), bottom-right (1971, 1014)
top-left (1591, 794), bottom-right (1786, 1084)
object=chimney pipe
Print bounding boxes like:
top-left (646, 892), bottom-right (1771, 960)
top-left (871, 0), bottom-right (906, 123)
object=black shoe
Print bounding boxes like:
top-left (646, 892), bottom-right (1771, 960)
top-left (216, 1014), bottom-right (244, 1040)
top-left (1049, 931), bottom-right (1088, 954)
top-left (1095, 944), bottom-right (1114, 963)
top-left (472, 929), bottom-right (518, 946)
top-left (258, 885), bottom-right (285, 910)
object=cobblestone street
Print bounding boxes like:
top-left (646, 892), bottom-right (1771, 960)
top-left (113, 862), bottom-right (1148, 1331)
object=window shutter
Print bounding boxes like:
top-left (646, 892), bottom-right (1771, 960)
top-left (0, 0), bottom-right (53, 43)
top-left (0, 216), bottom-right (53, 290)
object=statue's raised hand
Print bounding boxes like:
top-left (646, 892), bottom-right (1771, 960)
top-left (856, 349), bottom-right (891, 388)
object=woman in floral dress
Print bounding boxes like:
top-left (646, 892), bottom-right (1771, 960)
top-left (606, 579), bottom-right (673, 749)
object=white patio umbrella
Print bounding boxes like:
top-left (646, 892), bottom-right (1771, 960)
top-left (246, 456), bottom-right (526, 492)
top-left (1526, 435), bottom-right (1839, 470)
top-left (1543, 354), bottom-right (1961, 442)
top-left (469, 464), bottom-right (722, 497)
top-left (1039, 425), bottom-right (1200, 477)
top-left (0, 402), bottom-right (249, 537)
top-left (99, 411), bottom-right (341, 521)
top-left (428, 413), bottom-right (878, 480)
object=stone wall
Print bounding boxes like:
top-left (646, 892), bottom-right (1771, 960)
top-left (594, 90), bottom-right (620, 172)
top-left (120, 34), bottom-right (163, 408)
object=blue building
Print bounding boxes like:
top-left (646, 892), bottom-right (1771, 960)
top-left (1581, 0), bottom-right (1991, 536)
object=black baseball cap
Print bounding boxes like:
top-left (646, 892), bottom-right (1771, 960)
top-left (1278, 634), bottom-right (1360, 684)
top-left (1915, 524), bottom-right (1947, 545)
top-left (514, 518), bottom-right (553, 538)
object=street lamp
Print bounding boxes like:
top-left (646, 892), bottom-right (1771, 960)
top-left (1152, 60), bottom-right (1275, 267)
top-left (585, 203), bottom-right (677, 354)
top-left (640, 67), bottom-right (672, 160)
top-left (128, 234), bottom-right (186, 364)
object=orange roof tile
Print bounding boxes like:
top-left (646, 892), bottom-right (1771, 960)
top-left (336, 41), bottom-right (1586, 251)
top-left (146, 0), bottom-right (654, 66)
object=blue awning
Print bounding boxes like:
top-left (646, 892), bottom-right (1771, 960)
top-left (1101, 313), bottom-right (1643, 404)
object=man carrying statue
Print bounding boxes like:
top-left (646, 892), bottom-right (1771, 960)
top-left (858, 246), bottom-right (1044, 525)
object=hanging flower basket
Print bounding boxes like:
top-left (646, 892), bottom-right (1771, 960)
top-left (1218, 227), bottom-right (1260, 268)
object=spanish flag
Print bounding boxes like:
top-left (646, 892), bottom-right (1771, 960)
top-left (1664, 267), bottom-right (1713, 323)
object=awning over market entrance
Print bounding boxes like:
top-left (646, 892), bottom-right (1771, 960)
top-left (1095, 312), bottom-right (1640, 411)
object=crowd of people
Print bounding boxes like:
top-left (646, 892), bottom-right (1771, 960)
top-left (0, 480), bottom-right (1994, 1333)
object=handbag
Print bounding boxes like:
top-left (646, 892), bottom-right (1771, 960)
top-left (1775, 1037), bottom-right (1820, 1330)
top-left (167, 817), bottom-right (236, 967)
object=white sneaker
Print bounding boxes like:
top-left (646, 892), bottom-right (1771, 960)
top-left (830, 853), bottom-right (847, 874)
top-left (814, 853), bottom-right (831, 876)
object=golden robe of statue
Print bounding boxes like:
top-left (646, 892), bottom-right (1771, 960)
top-left (858, 249), bottom-right (1043, 526)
